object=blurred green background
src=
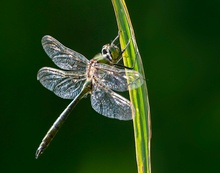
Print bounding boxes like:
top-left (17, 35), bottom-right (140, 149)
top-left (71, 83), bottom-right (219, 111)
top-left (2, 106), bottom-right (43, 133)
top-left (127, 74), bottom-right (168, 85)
top-left (1, 0), bottom-right (220, 172)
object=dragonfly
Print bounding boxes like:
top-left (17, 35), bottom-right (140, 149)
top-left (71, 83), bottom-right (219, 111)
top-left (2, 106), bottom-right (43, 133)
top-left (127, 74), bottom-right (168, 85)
top-left (36, 35), bottom-right (143, 159)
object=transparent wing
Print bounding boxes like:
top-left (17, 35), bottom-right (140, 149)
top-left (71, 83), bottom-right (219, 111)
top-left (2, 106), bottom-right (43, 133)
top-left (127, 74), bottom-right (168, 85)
top-left (42, 35), bottom-right (89, 72)
top-left (91, 81), bottom-right (133, 120)
top-left (94, 63), bottom-right (143, 92)
top-left (37, 67), bottom-right (86, 99)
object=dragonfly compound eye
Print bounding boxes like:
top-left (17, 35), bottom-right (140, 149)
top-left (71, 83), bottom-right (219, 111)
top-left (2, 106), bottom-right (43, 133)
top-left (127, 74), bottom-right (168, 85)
top-left (102, 48), bottom-right (108, 55)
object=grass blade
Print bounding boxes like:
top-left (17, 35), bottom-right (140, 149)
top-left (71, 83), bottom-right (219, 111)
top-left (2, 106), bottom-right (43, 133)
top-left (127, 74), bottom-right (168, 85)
top-left (111, 1), bottom-right (152, 173)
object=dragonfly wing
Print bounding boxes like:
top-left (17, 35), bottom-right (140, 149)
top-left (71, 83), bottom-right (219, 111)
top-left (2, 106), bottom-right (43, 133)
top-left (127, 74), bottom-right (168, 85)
top-left (94, 63), bottom-right (143, 92)
top-left (91, 81), bottom-right (133, 120)
top-left (37, 67), bottom-right (86, 99)
top-left (42, 35), bottom-right (89, 72)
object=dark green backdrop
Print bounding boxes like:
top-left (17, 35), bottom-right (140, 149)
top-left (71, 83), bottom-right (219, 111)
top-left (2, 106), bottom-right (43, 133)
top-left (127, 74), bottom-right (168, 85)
top-left (1, 0), bottom-right (220, 173)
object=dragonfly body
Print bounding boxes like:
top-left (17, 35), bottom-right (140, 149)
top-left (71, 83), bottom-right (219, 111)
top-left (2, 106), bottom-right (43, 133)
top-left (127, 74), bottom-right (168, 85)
top-left (36, 35), bottom-right (143, 158)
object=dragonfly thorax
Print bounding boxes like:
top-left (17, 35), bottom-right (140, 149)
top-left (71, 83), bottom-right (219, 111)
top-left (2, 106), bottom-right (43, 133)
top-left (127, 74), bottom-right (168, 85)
top-left (86, 59), bottom-right (97, 79)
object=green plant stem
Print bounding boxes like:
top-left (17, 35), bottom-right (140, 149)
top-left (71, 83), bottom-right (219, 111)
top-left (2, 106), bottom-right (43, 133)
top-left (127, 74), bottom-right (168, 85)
top-left (111, 1), bottom-right (152, 173)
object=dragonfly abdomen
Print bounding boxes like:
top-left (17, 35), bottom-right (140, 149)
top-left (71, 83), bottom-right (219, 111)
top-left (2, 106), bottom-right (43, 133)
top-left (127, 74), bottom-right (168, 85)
top-left (35, 114), bottom-right (68, 159)
top-left (35, 81), bottom-right (91, 159)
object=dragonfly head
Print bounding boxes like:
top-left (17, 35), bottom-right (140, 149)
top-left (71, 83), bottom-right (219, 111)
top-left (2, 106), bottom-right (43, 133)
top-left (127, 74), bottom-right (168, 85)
top-left (101, 44), bottom-right (121, 64)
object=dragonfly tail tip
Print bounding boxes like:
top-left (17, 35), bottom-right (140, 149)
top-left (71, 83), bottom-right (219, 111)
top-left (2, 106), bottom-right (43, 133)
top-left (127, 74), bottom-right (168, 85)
top-left (35, 147), bottom-right (43, 159)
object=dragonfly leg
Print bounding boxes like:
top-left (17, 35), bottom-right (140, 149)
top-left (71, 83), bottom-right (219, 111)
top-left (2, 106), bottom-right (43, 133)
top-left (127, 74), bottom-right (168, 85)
top-left (112, 38), bottom-right (135, 70)
top-left (120, 38), bottom-right (131, 55)
top-left (111, 31), bottom-right (121, 46)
